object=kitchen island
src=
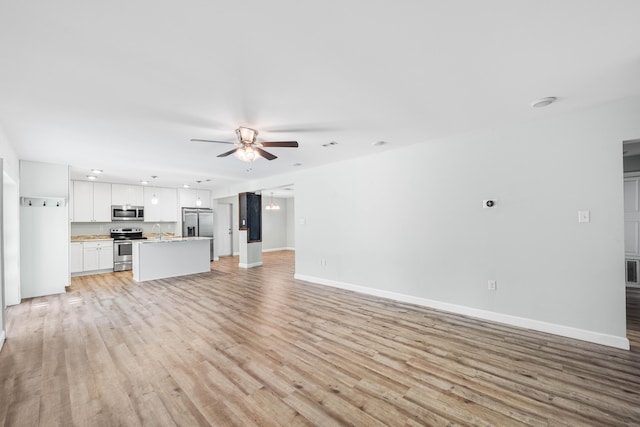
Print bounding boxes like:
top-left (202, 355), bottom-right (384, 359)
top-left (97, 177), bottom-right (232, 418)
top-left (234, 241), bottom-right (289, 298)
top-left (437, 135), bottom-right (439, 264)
top-left (132, 237), bottom-right (212, 282)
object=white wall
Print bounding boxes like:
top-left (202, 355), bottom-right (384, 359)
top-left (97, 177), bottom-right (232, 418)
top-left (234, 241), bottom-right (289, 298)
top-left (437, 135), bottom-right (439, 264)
top-left (0, 123), bottom-right (20, 350)
top-left (292, 96), bottom-right (640, 349)
top-left (20, 161), bottom-right (69, 298)
top-left (262, 197), bottom-right (288, 251)
top-left (286, 197), bottom-right (295, 249)
top-left (0, 125), bottom-right (19, 180)
top-left (3, 172), bottom-right (20, 306)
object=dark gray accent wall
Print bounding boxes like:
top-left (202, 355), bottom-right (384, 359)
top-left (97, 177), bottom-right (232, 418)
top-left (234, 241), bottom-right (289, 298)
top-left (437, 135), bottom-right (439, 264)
top-left (624, 155), bottom-right (640, 172)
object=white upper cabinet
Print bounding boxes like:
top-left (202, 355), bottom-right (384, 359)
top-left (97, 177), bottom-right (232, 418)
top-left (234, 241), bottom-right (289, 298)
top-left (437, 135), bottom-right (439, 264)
top-left (73, 181), bottom-right (92, 221)
top-left (72, 181), bottom-right (111, 222)
top-left (112, 184), bottom-right (144, 206)
top-left (144, 186), bottom-right (178, 222)
top-left (93, 183), bottom-right (112, 222)
top-left (179, 188), bottom-right (211, 208)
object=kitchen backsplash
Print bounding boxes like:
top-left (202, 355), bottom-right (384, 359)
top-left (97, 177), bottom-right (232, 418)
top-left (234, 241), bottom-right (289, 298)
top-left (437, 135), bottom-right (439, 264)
top-left (71, 222), bottom-right (178, 236)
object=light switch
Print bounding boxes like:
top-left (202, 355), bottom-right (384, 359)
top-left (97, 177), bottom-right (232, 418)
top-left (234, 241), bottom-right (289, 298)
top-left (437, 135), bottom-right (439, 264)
top-left (578, 210), bottom-right (590, 223)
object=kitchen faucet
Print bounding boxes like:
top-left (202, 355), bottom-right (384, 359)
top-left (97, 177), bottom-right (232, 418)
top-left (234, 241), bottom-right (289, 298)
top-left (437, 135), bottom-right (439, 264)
top-left (152, 223), bottom-right (162, 240)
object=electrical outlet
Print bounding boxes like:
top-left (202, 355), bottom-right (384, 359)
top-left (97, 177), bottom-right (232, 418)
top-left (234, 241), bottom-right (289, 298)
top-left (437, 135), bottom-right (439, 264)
top-left (578, 210), bottom-right (590, 223)
top-left (320, 258), bottom-right (327, 267)
top-left (488, 280), bottom-right (497, 291)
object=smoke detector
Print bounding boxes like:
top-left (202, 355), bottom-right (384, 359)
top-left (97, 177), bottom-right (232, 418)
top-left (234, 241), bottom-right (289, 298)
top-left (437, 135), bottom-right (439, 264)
top-left (530, 97), bottom-right (557, 108)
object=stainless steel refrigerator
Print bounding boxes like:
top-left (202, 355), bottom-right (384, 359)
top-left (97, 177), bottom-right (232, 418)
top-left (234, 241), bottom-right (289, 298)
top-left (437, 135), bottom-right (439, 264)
top-left (182, 208), bottom-right (214, 261)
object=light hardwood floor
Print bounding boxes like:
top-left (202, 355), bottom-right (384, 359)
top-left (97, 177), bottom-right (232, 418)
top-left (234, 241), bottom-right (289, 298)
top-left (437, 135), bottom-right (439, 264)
top-left (2, 251), bottom-right (640, 426)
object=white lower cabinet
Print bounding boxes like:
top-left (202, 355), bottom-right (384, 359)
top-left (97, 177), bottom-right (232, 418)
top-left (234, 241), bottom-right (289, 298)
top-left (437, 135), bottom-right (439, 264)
top-left (70, 242), bottom-right (83, 273)
top-left (81, 241), bottom-right (114, 272)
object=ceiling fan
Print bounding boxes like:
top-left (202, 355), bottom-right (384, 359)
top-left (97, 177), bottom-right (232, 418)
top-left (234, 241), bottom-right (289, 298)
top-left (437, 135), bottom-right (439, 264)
top-left (191, 127), bottom-right (298, 162)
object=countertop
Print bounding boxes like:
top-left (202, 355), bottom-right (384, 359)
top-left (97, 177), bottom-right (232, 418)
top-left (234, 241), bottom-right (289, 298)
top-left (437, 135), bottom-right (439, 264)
top-left (71, 232), bottom-right (176, 242)
top-left (71, 235), bottom-right (113, 242)
top-left (137, 236), bottom-right (212, 244)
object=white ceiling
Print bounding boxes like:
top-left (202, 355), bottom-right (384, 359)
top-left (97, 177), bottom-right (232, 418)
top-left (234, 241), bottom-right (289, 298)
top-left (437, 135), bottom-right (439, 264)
top-left (1, 1), bottom-right (640, 190)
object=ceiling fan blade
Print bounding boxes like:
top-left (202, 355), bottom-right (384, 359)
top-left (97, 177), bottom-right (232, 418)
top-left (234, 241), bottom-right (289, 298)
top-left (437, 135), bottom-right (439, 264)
top-left (255, 147), bottom-right (277, 160)
top-left (217, 148), bottom-right (240, 157)
top-left (261, 141), bottom-right (299, 148)
top-left (191, 138), bottom-right (236, 144)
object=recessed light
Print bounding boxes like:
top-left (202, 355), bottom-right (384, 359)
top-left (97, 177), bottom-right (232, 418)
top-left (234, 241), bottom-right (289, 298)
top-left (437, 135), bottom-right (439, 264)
top-left (293, 163), bottom-right (302, 167)
top-left (86, 175), bottom-right (97, 180)
top-left (322, 141), bottom-right (338, 147)
top-left (140, 180), bottom-right (149, 185)
top-left (372, 141), bottom-right (386, 147)
top-left (91, 169), bottom-right (103, 174)
top-left (530, 97), bottom-right (557, 108)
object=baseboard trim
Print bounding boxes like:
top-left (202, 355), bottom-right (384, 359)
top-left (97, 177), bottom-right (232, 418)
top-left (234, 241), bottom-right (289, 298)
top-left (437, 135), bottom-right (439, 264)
top-left (239, 262), bottom-right (263, 269)
top-left (294, 274), bottom-right (630, 350)
top-left (0, 330), bottom-right (5, 352)
top-left (71, 268), bottom-right (113, 277)
top-left (262, 247), bottom-right (295, 253)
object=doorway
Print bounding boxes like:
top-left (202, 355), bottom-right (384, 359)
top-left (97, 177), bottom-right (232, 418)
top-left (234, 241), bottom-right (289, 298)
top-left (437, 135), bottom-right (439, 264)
top-left (3, 171), bottom-right (20, 306)
top-left (217, 204), bottom-right (233, 256)
top-left (623, 139), bottom-right (640, 288)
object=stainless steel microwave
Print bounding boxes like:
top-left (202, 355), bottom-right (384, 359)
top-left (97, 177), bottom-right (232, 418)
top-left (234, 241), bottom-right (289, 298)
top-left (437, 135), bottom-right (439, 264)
top-left (111, 205), bottom-right (144, 221)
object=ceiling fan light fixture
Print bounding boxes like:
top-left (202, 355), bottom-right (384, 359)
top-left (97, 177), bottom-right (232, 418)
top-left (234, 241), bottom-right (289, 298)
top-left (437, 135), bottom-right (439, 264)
top-left (194, 126), bottom-right (297, 163)
top-left (235, 145), bottom-right (259, 162)
top-left (236, 127), bottom-right (258, 144)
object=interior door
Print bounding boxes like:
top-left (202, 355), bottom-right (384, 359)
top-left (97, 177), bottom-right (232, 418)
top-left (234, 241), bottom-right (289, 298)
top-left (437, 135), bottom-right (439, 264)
top-left (217, 204), bottom-right (232, 256)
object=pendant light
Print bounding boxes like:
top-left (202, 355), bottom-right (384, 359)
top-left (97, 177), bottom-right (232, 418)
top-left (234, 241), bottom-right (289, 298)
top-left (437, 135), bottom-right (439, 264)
top-left (195, 180), bottom-right (202, 206)
top-left (265, 192), bottom-right (280, 210)
top-left (150, 176), bottom-right (159, 204)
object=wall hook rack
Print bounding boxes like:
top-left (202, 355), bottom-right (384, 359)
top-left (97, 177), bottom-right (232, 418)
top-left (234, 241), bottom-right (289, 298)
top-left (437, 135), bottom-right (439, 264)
top-left (21, 197), bottom-right (67, 207)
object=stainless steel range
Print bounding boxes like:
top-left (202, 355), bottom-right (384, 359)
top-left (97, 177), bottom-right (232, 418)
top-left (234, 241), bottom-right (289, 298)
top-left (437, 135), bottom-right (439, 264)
top-left (110, 227), bottom-right (146, 271)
